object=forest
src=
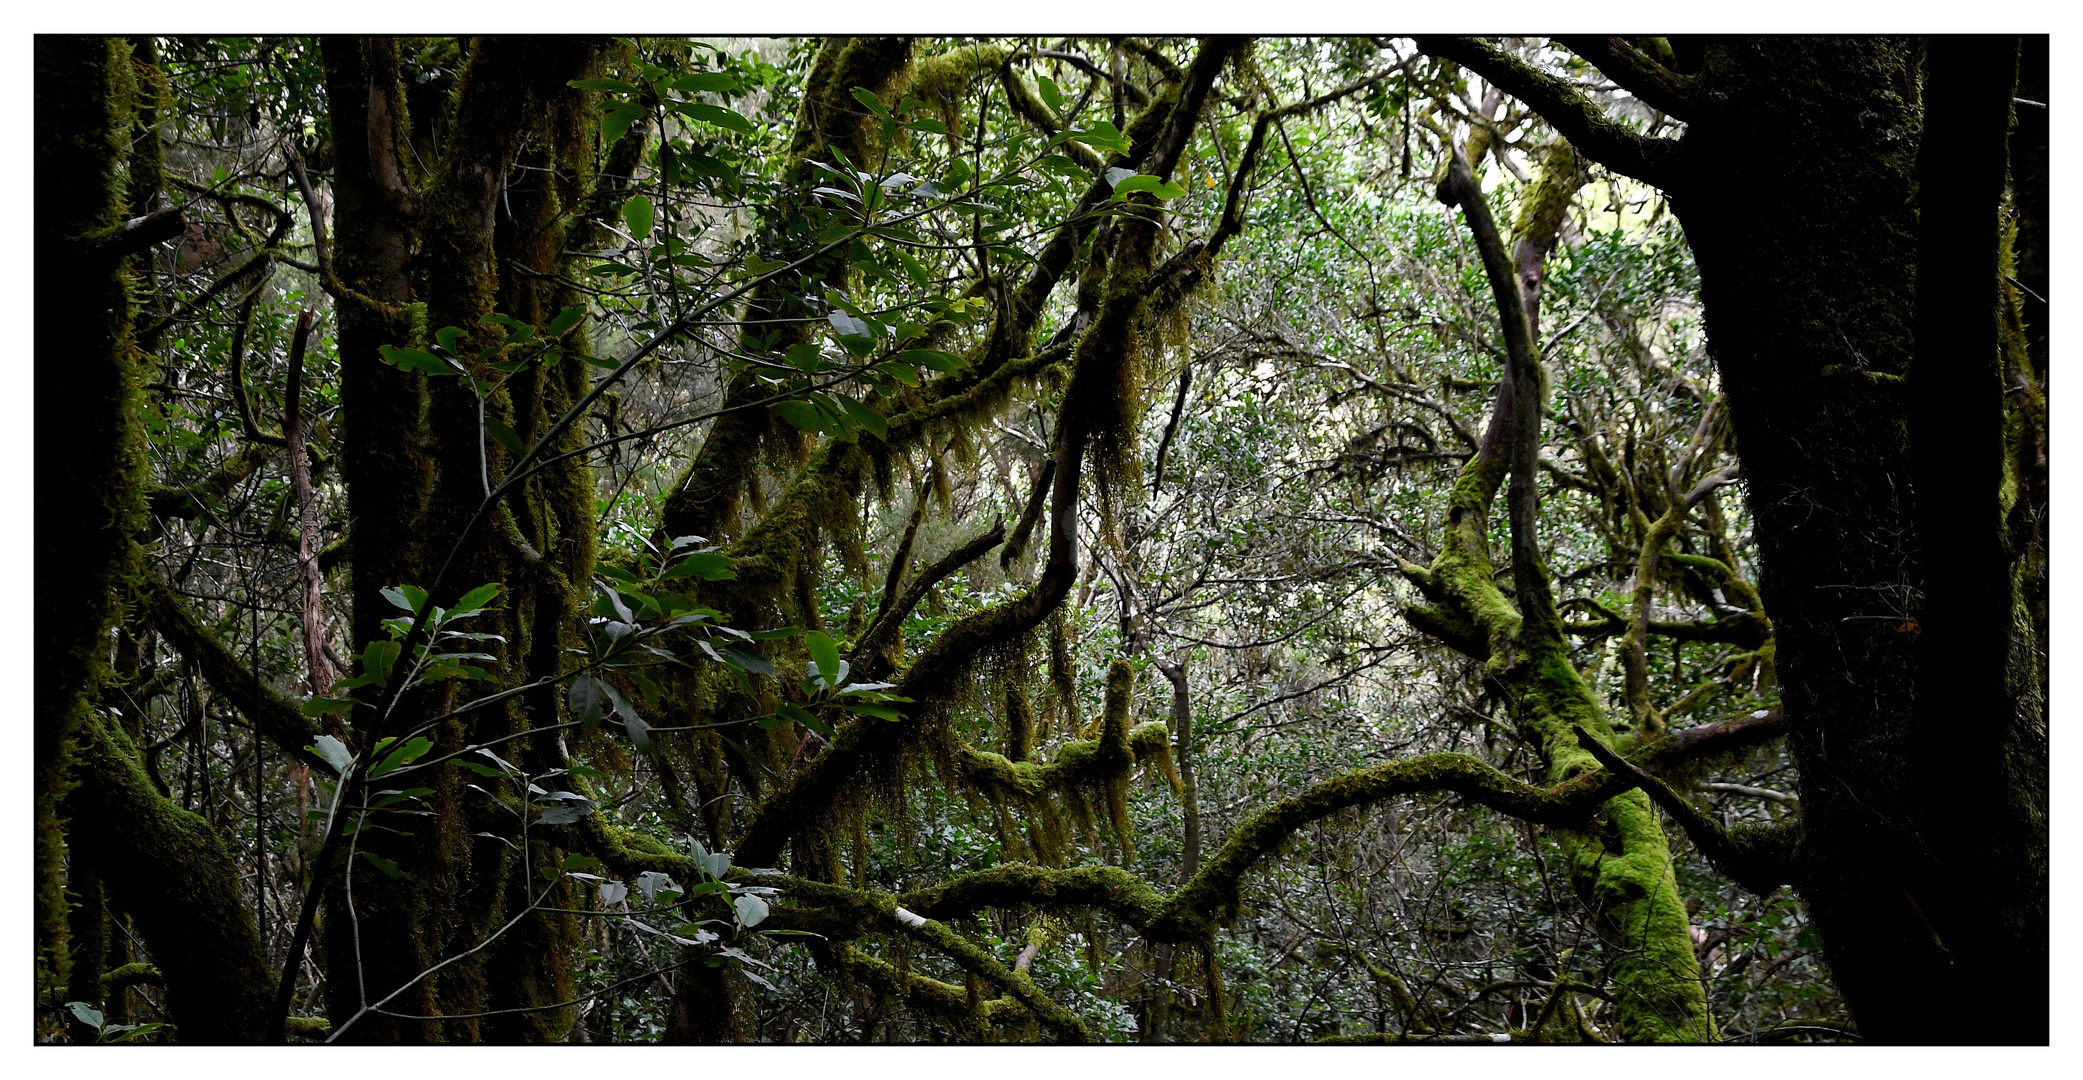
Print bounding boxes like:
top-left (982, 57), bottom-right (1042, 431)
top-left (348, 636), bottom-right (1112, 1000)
top-left (34, 34), bottom-right (2046, 1044)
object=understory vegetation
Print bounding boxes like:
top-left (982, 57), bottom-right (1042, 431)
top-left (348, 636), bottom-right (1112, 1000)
top-left (36, 34), bottom-right (2041, 1044)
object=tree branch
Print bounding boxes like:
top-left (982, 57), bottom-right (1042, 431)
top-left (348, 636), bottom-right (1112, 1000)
top-left (1574, 725), bottom-right (1798, 894)
top-left (1417, 36), bottom-right (1684, 190)
top-left (1553, 36), bottom-right (1699, 119)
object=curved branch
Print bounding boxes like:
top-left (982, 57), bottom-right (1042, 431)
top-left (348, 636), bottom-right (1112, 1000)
top-left (1574, 725), bottom-right (1798, 894)
top-left (1417, 36), bottom-right (1684, 190)
top-left (1553, 36), bottom-right (1699, 119)
top-left (136, 573), bottom-right (328, 770)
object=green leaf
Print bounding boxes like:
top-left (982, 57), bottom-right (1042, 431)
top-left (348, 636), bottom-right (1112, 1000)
top-left (623, 194), bottom-right (655, 240)
top-left (774, 398), bottom-right (834, 434)
top-left (570, 77), bottom-right (639, 94)
top-left (805, 630), bottom-right (841, 688)
top-left (568, 674), bottom-right (607, 729)
top-left (360, 852), bottom-right (408, 879)
top-left (67, 1002), bottom-right (105, 1030)
top-left (308, 734), bottom-right (354, 775)
top-left (435, 325), bottom-right (470, 354)
top-left (301, 697), bottom-right (355, 719)
top-left (368, 736), bottom-right (434, 778)
top-left (1072, 119), bottom-right (1132, 156)
top-left (1036, 74), bottom-right (1066, 115)
top-left (777, 701), bottom-right (834, 739)
top-left (1109, 172), bottom-right (1187, 201)
top-left (849, 86), bottom-right (891, 118)
top-left (672, 72), bottom-right (738, 93)
top-left (484, 418), bottom-right (525, 458)
top-left (843, 701), bottom-right (905, 722)
top-left (450, 582), bottom-right (503, 616)
top-left (676, 101), bottom-right (755, 135)
top-left (714, 644), bottom-right (773, 676)
top-left (734, 893), bottom-right (770, 927)
top-left (893, 348), bottom-right (966, 373)
top-left (603, 103), bottom-right (643, 145)
top-left (378, 345), bottom-right (451, 377)
top-left (836, 395), bottom-right (887, 441)
top-left (547, 305), bottom-right (586, 337)
top-left (660, 550), bottom-right (735, 581)
top-left (380, 584), bottom-right (426, 614)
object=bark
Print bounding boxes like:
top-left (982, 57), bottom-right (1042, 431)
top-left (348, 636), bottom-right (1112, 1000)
top-left (35, 33), bottom-right (145, 995)
top-left (1438, 34), bottom-right (2050, 1042)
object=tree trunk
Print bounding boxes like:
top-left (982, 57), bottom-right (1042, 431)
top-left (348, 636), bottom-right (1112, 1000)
top-left (1671, 37), bottom-right (2045, 1043)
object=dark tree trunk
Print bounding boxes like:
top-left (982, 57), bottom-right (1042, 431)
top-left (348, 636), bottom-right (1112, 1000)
top-left (1671, 37), bottom-right (2045, 1043)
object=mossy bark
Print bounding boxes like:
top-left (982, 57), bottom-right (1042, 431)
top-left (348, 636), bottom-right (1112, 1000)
top-left (35, 33), bottom-right (145, 999)
top-left (317, 35), bottom-right (603, 1043)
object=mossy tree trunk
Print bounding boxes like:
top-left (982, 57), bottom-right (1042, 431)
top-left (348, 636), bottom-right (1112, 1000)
top-left (1427, 34), bottom-right (2048, 1043)
top-left (316, 35), bottom-right (606, 1043)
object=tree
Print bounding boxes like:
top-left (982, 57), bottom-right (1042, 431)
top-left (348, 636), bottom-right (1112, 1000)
top-left (34, 34), bottom-right (2042, 1044)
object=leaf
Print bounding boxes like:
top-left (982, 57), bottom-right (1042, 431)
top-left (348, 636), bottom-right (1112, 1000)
top-left (450, 582), bottom-right (503, 616)
top-left (635, 870), bottom-right (678, 901)
top-left (1036, 74), bottom-right (1066, 115)
top-left (774, 398), bottom-right (834, 434)
top-left (850, 86), bottom-right (891, 118)
top-left (623, 193), bottom-right (655, 240)
top-left (778, 701), bottom-right (834, 739)
top-left (827, 310), bottom-right (873, 338)
top-left (602, 102), bottom-right (643, 145)
top-left (836, 395), bottom-right (887, 441)
top-left (677, 101), bottom-right (755, 135)
top-left (804, 630), bottom-right (842, 688)
top-left (570, 77), bottom-right (639, 94)
top-left (714, 645), bottom-right (773, 676)
top-left (67, 1002), bottom-right (104, 1030)
top-left (380, 584), bottom-right (427, 614)
top-left (568, 674), bottom-right (607, 729)
top-left (599, 881), bottom-right (629, 906)
top-left (547, 305), bottom-right (586, 337)
top-left (360, 852), bottom-right (407, 879)
top-left (538, 803), bottom-right (595, 825)
top-left (660, 551), bottom-right (735, 581)
top-left (734, 893), bottom-right (771, 928)
top-left (378, 345), bottom-right (450, 377)
top-left (892, 348), bottom-right (967, 373)
top-left (672, 72), bottom-right (738, 93)
top-left (301, 697), bottom-right (355, 719)
top-left (368, 736), bottom-right (434, 778)
top-left (843, 701), bottom-right (905, 722)
top-left (1110, 173), bottom-right (1188, 201)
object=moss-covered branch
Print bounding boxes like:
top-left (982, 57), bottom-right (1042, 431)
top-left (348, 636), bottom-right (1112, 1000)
top-left (137, 573), bottom-right (328, 769)
top-left (1575, 726), bottom-right (1798, 894)
top-left (64, 712), bottom-right (277, 1041)
top-left (1416, 37), bottom-right (1684, 190)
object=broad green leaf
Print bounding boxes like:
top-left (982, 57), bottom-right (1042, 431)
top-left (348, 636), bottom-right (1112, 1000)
top-left (547, 305), bottom-right (586, 337)
top-left (850, 86), bottom-right (891, 118)
top-left (660, 550), bottom-right (735, 581)
top-left (774, 398), bottom-right (833, 434)
top-left (843, 701), bottom-right (905, 722)
top-left (623, 193), bottom-right (654, 240)
top-left (892, 348), bottom-right (966, 373)
top-left (570, 77), bottom-right (639, 94)
top-left (714, 644), bottom-right (773, 676)
top-left (381, 584), bottom-right (428, 614)
top-left (603, 103), bottom-right (643, 145)
top-left (677, 101), bottom-right (755, 135)
top-left (360, 852), bottom-right (407, 879)
top-left (836, 395), bottom-right (887, 440)
top-left (672, 72), bottom-right (738, 93)
top-left (805, 630), bottom-right (841, 687)
top-left (450, 582), bottom-right (503, 616)
top-left (484, 418), bottom-right (525, 457)
top-left (569, 674), bottom-right (607, 728)
top-left (778, 701), bottom-right (834, 739)
top-left (308, 734), bottom-right (354, 775)
top-left (734, 893), bottom-right (770, 927)
top-left (1110, 173), bottom-right (1187, 201)
top-left (1036, 74), bottom-right (1066, 115)
top-left (368, 736), bottom-right (434, 778)
top-left (378, 346), bottom-right (449, 377)
top-left (301, 697), bottom-right (355, 719)
top-left (68, 1002), bottom-right (105, 1030)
